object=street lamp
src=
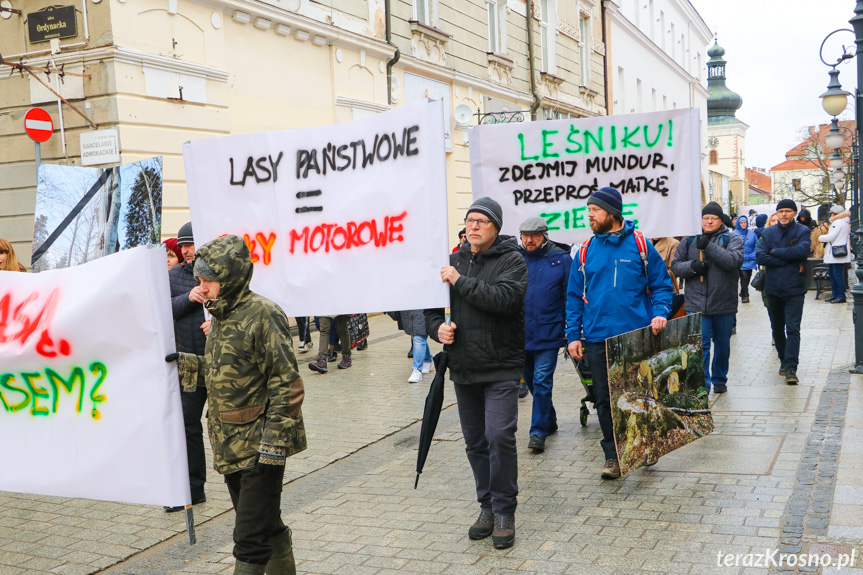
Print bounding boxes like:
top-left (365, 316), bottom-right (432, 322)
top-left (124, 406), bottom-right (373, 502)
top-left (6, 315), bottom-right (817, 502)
top-left (819, 9), bottom-right (863, 373)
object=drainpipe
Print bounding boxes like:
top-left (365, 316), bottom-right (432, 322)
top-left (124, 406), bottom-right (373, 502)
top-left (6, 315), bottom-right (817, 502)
top-left (601, 0), bottom-right (610, 114)
top-left (525, 0), bottom-right (541, 120)
top-left (385, 0), bottom-right (400, 106)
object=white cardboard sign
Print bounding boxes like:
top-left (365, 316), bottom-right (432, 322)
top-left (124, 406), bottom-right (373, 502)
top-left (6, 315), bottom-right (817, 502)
top-left (0, 247), bottom-right (190, 507)
top-left (469, 108), bottom-right (702, 244)
top-left (183, 100), bottom-right (450, 317)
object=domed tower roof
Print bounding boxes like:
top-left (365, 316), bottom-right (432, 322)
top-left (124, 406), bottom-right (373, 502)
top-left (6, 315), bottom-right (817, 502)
top-left (707, 39), bottom-right (743, 124)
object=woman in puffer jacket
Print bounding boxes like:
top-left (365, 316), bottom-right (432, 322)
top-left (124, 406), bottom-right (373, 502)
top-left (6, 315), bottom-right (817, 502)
top-left (818, 206), bottom-right (853, 303)
top-left (732, 216), bottom-right (758, 303)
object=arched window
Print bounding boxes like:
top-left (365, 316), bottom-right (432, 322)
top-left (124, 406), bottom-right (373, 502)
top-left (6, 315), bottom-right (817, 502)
top-left (709, 150), bottom-right (718, 165)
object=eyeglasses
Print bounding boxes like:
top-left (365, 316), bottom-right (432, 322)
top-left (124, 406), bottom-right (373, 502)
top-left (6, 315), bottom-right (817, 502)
top-left (701, 216), bottom-right (721, 223)
top-left (465, 218), bottom-right (493, 228)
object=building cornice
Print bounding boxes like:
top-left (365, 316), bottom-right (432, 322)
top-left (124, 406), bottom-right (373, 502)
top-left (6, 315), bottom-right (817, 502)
top-left (190, 0), bottom-right (394, 61)
top-left (334, 96), bottom-right (391, 114)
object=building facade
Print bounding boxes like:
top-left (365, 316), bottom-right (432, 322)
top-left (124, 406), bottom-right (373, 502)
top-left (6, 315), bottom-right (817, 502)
top-left (705, 39), bottom-right (748, 215)
top-left (0, 0), bottom-right (606, 259)
top-left (604, 0), bottom-right (711, 187)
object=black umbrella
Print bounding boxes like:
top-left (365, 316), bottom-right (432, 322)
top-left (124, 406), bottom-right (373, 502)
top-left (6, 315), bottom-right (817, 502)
top-left (414, 345), bottom-right (448, 489)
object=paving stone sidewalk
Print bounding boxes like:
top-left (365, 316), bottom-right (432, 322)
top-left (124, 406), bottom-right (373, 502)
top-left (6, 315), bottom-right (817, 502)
top-left (2, 295), bottom-right (863, 574)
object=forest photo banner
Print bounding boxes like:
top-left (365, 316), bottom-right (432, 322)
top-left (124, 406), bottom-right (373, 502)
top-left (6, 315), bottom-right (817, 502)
top-left (0, 246), bottom-right (190, 507)
top-left (469, 109), bottom-right (702, 244)
top-left (183, 100), bottom-right (450, 317)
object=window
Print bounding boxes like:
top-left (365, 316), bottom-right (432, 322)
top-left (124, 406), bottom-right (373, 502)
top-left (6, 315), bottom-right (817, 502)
top-left (662, 94), bottom-right (667, 109)
top-left (660, 11), bottom-right (665, 49)
top-left (670, 22), bottom-right (675, 59)
top-left (540, 0), bottom-right (556, 73)
top-left (680, 34), bottom-right (685, 66)
top-left (651, 87), bottom-right (657, 111)
top-left (648, 0), bottom-right (654, 39)
top-left (579, 14), bottom-right (590, 84)
top-left (633, 0), bottom-right (640, 26)
top-left (617, 66), bottom-right (625, 113)
top-left (487, 0), bottom-right (503, 52)
top-left (415, 0), bottom-right (430, 25)
top-left (709, 150), bottom-right (718, 165)
top-left (636, 78), bottom-right (642, 112)
top-left (792, 178), bottom-right (802, 191)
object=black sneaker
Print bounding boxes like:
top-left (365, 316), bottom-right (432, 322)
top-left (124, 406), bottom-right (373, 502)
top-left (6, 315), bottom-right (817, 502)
top-left (825, 297), bottom-right (837, 303)
top-left (832, 299), bottom-right (847, 304)
top-left (713, 383), bottom-right (727, 394)
top-left (326, 350), bottom-right (338, 362)
top-left (518, 383), bottom-right (529, 398)
top-left (785, 369), bottom-right (799, 385)
top-left (309, 358), bottom-right (328, 374)
top-left (778, 367), bottom-right (786, 376)
top-left (163, 505), bottom-right (185, 513)
top-left (547, 422), bottom-right (559, 435)
top-left (527, 435), bottom-right (545, 452)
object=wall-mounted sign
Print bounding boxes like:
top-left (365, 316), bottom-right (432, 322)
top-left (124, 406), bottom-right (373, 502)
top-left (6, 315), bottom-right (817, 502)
top-left (80, 129), bottom-right (120, 166)
top-left (28, 5), bottom-right (77, 43)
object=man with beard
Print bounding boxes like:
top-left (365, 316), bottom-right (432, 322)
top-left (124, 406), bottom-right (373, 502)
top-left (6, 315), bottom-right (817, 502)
top-left (565, 187), bottom-right (673, 479)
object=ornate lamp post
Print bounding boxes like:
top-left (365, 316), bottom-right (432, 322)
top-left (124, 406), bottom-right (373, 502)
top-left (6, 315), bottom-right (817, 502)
top-left (819, 3), bottom-right (863, 373)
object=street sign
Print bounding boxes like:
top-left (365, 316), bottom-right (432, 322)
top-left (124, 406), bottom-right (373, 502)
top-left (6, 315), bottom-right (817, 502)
top-left (80, 129), bottom-right (120, 166)
top-left (27, 5), bottom-right (77, 43)
top-left (24, 107), bottom-right (53, 142)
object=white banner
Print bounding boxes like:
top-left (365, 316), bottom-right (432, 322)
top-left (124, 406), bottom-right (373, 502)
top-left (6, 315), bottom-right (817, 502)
top-left (0, 247), bottom-right (190, 507)
top-left (183, 100), bottom-right (450, 317)
top-left (469, 109), bottom-right (702, 244)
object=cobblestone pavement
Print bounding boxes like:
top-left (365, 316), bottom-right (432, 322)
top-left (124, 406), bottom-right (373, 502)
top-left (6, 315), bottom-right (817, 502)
top-left (2, 295), bottom-right (863, 575)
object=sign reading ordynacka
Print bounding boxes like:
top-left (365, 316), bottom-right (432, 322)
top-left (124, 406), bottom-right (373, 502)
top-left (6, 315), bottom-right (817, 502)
top-left (27, 5), bottom-right (77, 43)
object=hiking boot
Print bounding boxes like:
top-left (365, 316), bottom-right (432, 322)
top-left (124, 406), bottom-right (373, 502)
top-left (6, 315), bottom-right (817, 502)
top-left (518, 383), bottom-right (529, 398)
top-left (785, 369), bottom-right (799, 385)
top-left (408, 369), bottom-right (423, 383)
top-left (326, 350), bottom-right (338, 362)
top-left (601, 459), bottom-right (621, 480)
top-left (337, 355), bottom-right (352, 369)
top-left (527, 434), bottom-right (545, 453)
top-left (468, 509), bottom-right (494, 540)
top-left (491, 514), bottom-right (515, 549)
top-left (778, 367), bottom-right (786, 376)
top-left (713, 383), bottom-right (727, 394)
top-left (308, 358), bottom-right (328, 374)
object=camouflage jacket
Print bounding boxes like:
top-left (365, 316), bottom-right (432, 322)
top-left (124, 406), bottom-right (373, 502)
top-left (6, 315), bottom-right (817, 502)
top-left (177, 235), bottom-right (307, 475)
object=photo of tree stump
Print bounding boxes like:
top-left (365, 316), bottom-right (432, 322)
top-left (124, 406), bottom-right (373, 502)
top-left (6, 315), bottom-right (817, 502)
top-left (607, 314), bottom-right (713, 476)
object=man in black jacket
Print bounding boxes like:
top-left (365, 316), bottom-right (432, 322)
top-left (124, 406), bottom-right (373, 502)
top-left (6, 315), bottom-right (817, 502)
top-left (426, 197), bottom-right (528, 550)
top-left (167, 221), bottom-right (208, 511)
top-left (756, 199), bottom-right (812, 385)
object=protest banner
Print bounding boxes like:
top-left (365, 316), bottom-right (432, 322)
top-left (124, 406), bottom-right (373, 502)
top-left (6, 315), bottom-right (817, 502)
top-left (31, 157), bottom-right (163, 271)
top-left (469, 109), bottom-right (702, 244)
top-left (0, 246), bottom-right (190, 507)
top-left (183, 100), bottom-right (450, 317)
top-left (606, 314), bottom-right (712, 477)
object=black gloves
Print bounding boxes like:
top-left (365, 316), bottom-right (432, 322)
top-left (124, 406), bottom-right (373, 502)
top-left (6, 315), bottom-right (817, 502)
top-left (165, 352), bottom-right (179, 362)
top-left (695, 235), bottom-right (710, 250)
top-left (692, 260), bottom-right (711, 275)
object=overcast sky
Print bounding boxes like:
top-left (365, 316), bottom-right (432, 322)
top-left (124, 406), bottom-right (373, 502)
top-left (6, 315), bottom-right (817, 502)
top-left (690, 0), bottom-right (857, 171)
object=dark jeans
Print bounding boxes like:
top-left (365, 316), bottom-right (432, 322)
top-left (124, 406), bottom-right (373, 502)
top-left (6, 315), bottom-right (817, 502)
top-left (318, 316), bottom-right (349, 358)
top-left (829, 263), bottom-right (846, 300)
top-left (767, 294), bottom-right (805, 371)
top-left (523, 349), bottom-right (558, 438)
top-left (295, 316), bottom-right (312, 344)
top-left (739, 269), bottom-right (752, 299)
top-left (225, 465), bottom-right (287, 564)
top-left (181, 385), bottom-right (207, 500)
top-left (585, 342), bottom-right (617, 461)
top-left (702, 313), bottom-right (735, 391)
top-left (453, 379), bottom-right (519, 516)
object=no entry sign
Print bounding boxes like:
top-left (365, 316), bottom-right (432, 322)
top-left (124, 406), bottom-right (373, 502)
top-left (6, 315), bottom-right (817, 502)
top-left (24, 107), bottom-right (53, 142)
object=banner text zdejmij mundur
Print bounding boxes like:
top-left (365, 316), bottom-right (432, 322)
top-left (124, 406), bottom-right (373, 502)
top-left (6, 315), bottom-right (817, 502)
top-left (469, 108), bottom-right (702, 244)
top-left (183, 100), bottom-right (450, 317)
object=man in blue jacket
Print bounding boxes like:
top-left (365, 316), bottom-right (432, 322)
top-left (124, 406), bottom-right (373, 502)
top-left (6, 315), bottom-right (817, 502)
top-left (565, 187), bottom-right (673, 479)
top-left (519, 217), bottom-right (572, 453)
top-left (756, 199), bottom-right (811, 385)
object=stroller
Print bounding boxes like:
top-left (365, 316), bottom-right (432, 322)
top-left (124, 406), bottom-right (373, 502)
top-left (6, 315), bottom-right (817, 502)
top-left (565, 343), bottom-right (596, 427)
